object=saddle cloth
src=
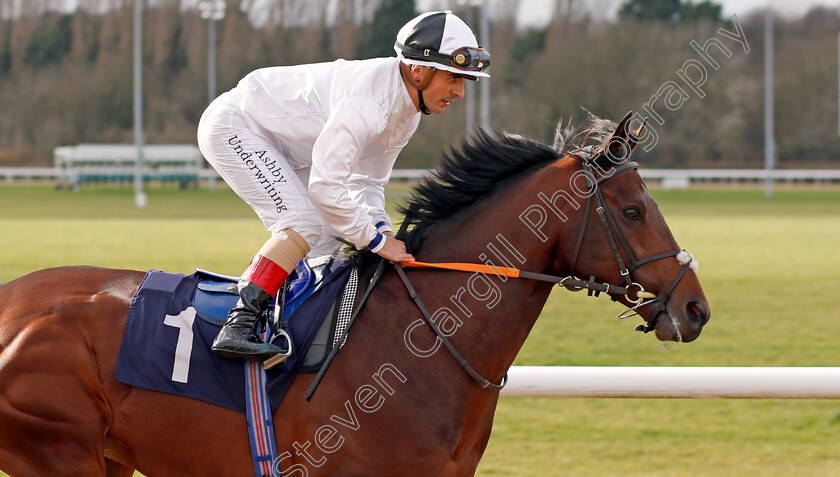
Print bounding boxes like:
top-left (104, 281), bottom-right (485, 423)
top-left (115, 257), bottom-right (354, 413)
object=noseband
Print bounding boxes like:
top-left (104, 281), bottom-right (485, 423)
top-left (568, 158), bottom-right (696, 334)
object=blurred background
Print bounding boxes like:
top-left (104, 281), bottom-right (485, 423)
top-left (1, 0), bottom-right (840, 170)
top-left (2, 2), bottom-right (840, 476)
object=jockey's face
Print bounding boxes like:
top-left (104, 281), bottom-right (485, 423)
top-left (422, 69), bottom-right (466, 114)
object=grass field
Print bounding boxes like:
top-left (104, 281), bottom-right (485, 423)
top-left (1, 184), bottom-right (840, 476)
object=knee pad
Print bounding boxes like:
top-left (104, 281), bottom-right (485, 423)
top-left (257, 229), bottom-right (312, 273)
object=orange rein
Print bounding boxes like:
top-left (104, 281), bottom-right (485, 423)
top-left (399, 260), bottom-right (634, 299)
top-left (401, 260), bottom-right (521, 278)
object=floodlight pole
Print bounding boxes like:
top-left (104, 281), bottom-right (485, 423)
top-left (199, 1), bottom-right (226, 190)
top-left (465, 3), bottom-right (476, 134)
top-left (458, 0), bottom-right (478, 134)
top-left (208, 16), bottom-right (217, 103)
top-left (134, 0), bottom-right (147, 209)
top-left (479, 0), bottom-right (490, 134)
top-left (458, 0), bottom-right (489, 136)
top-left (764, 4), bottom-right (775, 200)
top-left (199, 1), bottom-right (226, 104)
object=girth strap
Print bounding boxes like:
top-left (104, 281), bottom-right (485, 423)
top-left (394, 264), bottom-right (508, 392)
top-left (244, 360), bottom-right (278, 477)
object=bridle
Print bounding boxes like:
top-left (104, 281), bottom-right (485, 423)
top-left (309, 153), bottom-right (699, 399)
top-left (387, 154), bottom-right (699, 392)
top-left (568, 155), bottom-right (696, 335)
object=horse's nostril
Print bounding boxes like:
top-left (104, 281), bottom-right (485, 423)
top-left (686, 301), bottom-right (709, 327)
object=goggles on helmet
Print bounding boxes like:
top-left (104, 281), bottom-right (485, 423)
top-left (396, 42), bottom-right (490, 73)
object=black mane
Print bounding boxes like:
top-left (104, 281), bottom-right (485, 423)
top-left (398, 129), bottom-right (560, 253)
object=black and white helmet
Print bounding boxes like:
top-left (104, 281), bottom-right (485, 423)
top-left (395, 11), bottom-right (490, 79)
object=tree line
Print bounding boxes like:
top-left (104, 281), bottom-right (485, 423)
top-left (0, 0), bottom-right (838, 169)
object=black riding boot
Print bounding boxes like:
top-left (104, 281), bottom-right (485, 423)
top-left (211, 278), bottom-right (287, 361)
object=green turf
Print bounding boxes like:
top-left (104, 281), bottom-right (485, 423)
top-left (1, 185), bottom-right (839, 476)
top-left (481, 187), bottom-right (840, 476)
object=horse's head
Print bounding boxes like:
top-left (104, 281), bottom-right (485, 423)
top-left (557, 112), bottom-right (710, 342)
top-left (400, 113), bottom-right (708, 342)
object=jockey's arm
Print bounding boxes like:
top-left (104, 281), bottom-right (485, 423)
top-left (308, 97), bottom-right (413, 261)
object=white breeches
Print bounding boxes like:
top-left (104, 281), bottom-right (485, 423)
top-left (197, 92), bottom-right (341, 257)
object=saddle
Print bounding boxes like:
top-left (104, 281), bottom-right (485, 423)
top-left (192, 256), bottom-right (357, 372)
top-left (115, 256), bottom-right (356, 418)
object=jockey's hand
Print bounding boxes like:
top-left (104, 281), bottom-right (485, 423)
top-left (376, 235), bottom-right (415, 263)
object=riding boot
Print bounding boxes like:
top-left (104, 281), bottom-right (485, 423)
top-left (212, 255), bottom-right (290, 361)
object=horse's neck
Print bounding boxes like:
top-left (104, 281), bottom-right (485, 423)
top-left (311, 161), bottom-right (576, 468)
top-left (408, 163), bottom-right (574, 380)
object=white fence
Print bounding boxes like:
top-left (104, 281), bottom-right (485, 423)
top-left (501, 366), bottom-right (840, 398)
top-left (639, 168), bottom-right (840, 188)
top-left (53, 144), bottom-right (204, 188)
top-left (389, 169), bottom-right (840, 186)
top-left (2, 166), bottom-right (840, 188)
top-left (0, 167), bottom-right (62, 183)
top-left (389, 169), bottom-right (840, 187)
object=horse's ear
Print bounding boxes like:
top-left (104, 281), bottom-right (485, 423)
top-left (628, 116), bottom-right (648, 152)
top-left (597, 111), bottom-right (636, 161)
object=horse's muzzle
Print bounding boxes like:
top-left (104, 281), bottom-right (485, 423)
top-left (651, 298), bottom-right (710, 343)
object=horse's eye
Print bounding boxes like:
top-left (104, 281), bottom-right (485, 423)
top-left (623, 206), bottom-right (642, 220)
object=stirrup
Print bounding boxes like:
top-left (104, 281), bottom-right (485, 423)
top-left (263, 328), bottom-right (292, 370)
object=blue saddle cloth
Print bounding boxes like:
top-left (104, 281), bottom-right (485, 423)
top-left (115, 258), bottom-right (352, 413)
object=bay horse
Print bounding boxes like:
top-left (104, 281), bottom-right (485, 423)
top-left (0, 113), bottom-right (709, 477)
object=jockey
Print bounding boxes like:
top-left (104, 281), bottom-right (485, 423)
top-left (197, 11), bottom-right (491, 362)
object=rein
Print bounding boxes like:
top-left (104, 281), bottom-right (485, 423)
top-left (391, 256), bottom-right (633, 393)
top-left (394, 264), bottom-right (508, 391)
top-left (401, 261), bottom-right (627, 296)
top-left (308, 156), bottom-right (696, 398)
top-left (392, 156), bottom-right (697, 393)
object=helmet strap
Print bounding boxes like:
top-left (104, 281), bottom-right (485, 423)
top-left (400, 62), bottom-right (434, 115)
top-left (418, 90), bottom-right (430, 115)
